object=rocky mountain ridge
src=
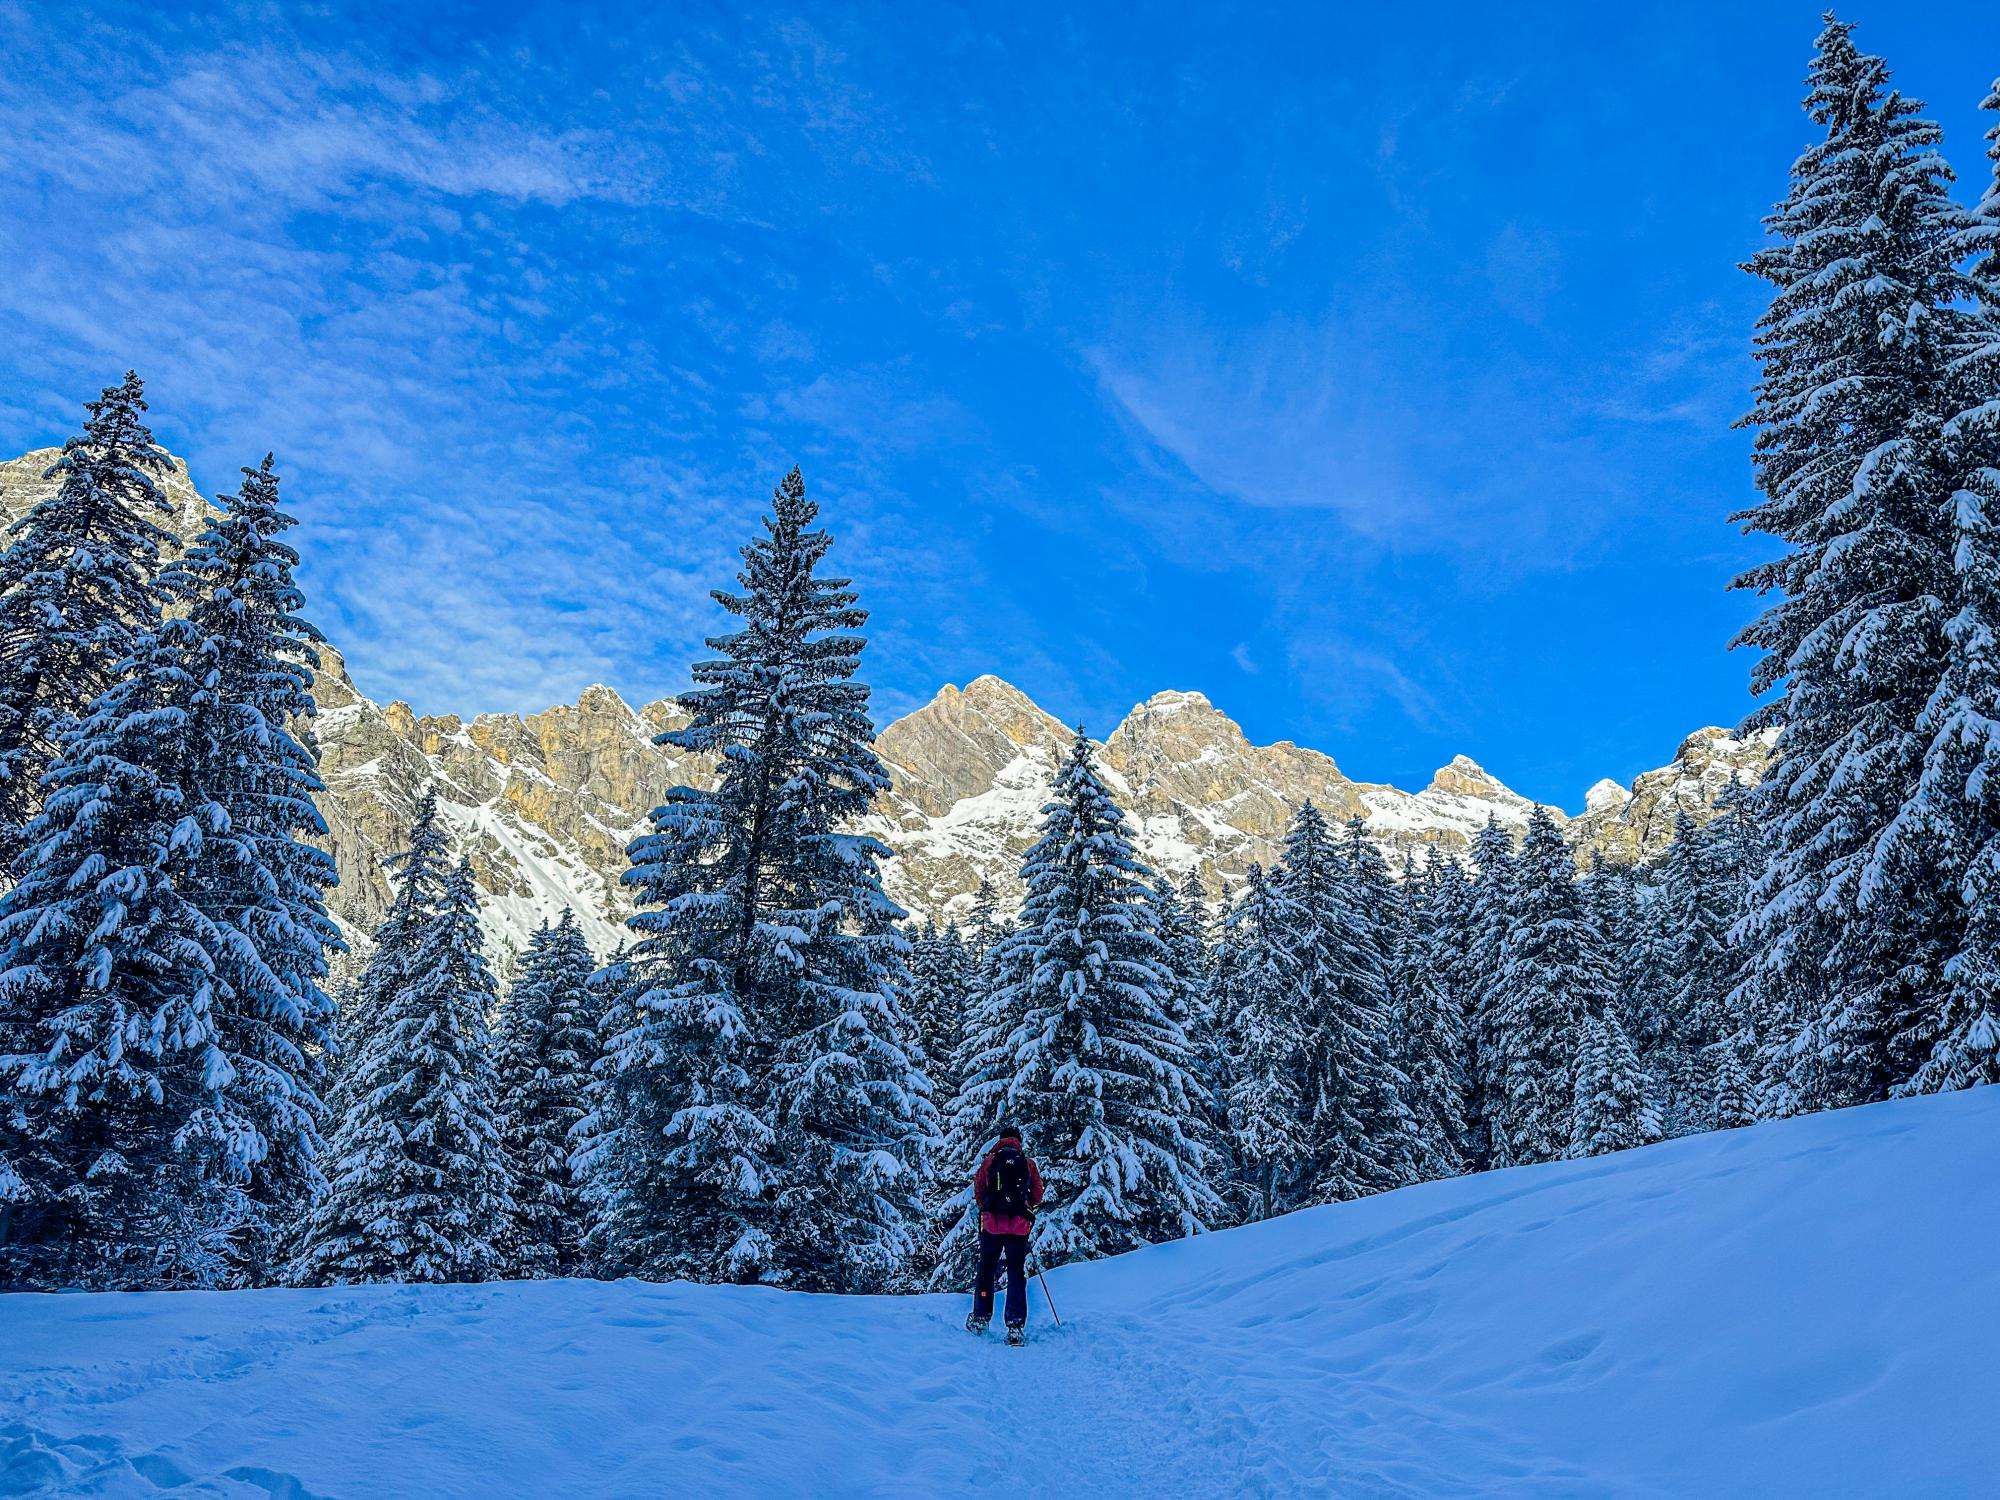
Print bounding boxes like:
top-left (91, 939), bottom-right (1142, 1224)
top-left (2, 447), bottom-right (1774, 968)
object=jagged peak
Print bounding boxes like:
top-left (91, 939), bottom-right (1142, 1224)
top-left (1110, 688), bottom-right (1240, 741)
top-left (1672, 724), bottom-right (1778, 762)
top-left (903, 675), bottom-right (1065, 734)
top-left (957, 673), bottom-right (1040, 706)
top-left (1429, 753), bottom-right (1498, 787)
top-left (573, 683), bottom-right (635, 715)
top-left (1134, 688), bottom-right (1218, 714)
top-left (1585, 777), bottom-right (1631, 814)
top-left (1674, 725), bottom-right (1732, 755)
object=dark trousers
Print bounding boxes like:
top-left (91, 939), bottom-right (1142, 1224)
top-left (973, 1230), bottom-right (1029, 1327)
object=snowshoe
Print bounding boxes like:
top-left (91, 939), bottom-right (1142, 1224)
top-left (965, 1314), bottom-right (989, 1335)
top-left (1005, 1324), bottom-right (1026, 1347)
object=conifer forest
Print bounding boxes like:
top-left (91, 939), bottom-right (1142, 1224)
top-left (2, 14), bottom-right (1998, 1311)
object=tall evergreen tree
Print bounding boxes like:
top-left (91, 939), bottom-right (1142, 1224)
top-left (1644, 813), bottom-right (1738, 1133)
top-left (495, 910), bottom-right (598, 1277)
top-left (1709, 1040), bottom-right (1760, 1131)
top-left (1488, 808), bottom-right (1604, 1167)
top-left (289, 845), bottom-right (512, 1284)
top-left (1569, 1005), bottom-right (1662, 1159)
top-left (1268, 804), bottom-right (1414, 1203)
top-left (1149, 875), bottom-right (1208, 1035)
top-left (904, 920), bottom-right (973, 1104)
top-left (937, 733), bottom-right (1219, 1273)
top-left (580, 469), bottom-right (934, 1291)
top-left (961, 879), bottom-right (1006, 965)
top-left (1462, 818), bottom-right (1516, 1170)
top-left (1, 448), bottom-right (344, 1288)
top-left (1898, 80), bottom-right (2000, 1098)
top-left (1168, 868), bottom-right (1230, 1136)
top-left (1394, 855), bottom-right (1468, 1181)
top-left (1216, 864), bottom-right (1302, 1221)
top-left (1345, 817), bottom-right (1424, 1185)
top-left (1432, 852), bottom-right (1483, 1154)
top-left (164, 455), bottom-right (342, 1281)
top-left (0, 630), bottom-right (232, 1287)
top-left (1581, 854), bottom-right (1648, 1041)
top-left (0, 373), bottom-right (175, 864)
top-left (1732, 16), bottom-right (1977, 1109)
top-left (1149, 870), bottom-right (1232, 1215)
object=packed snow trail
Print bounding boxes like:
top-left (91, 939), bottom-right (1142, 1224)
top-left (5, 1087), bottom-right (1997, 1498)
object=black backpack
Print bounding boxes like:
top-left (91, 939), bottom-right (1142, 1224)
top-left (982, 1143), bottom-right (1031, 1218)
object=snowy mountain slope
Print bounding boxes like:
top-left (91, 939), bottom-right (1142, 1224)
top-left (1, 447), bottom-right (1773, 961)
top-left (5, 1086), bottom-right (1994, 1498)
top-left (868, 676), bottom-right (1772, 921)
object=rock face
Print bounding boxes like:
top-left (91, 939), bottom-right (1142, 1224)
top-left (1568, 726), bottom-right (1777, 866)
top-left (1, 447), bottom-right (1774, 966)
top-left (0, 446), bottom-right (211, 539)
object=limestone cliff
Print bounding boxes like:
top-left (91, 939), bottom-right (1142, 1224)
top-left (1, 447), bottom-right (1771, 962)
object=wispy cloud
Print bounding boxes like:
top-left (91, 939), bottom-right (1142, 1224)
top-left (1286, 638), bottom-right (1453, 738)
top-left (1085, 322), bottom-right (1426, 539)
top-left (0, 3), bottom-right (940, 718)
top-left (0, 0), bottom-right (1798, 806)
top-left (4, 38), bottom-right (666, 213)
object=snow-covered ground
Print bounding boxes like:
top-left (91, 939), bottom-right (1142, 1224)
top-left (5, 1086), bottom-right (1995, 1498)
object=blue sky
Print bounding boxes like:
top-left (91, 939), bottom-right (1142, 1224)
top-left (3, 2), bottom-right (1997, 806)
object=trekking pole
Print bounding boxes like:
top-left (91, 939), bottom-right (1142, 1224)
top-left (1029, 1247), bottom-right (1061, 1327)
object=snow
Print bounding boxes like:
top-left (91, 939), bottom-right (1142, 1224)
top-left (1584, 777), bottom-right (1631, 814)
top-left (430, 796), bottom-right (628, 963)
top-left (5, 1087), bottom-right (1995, 1497)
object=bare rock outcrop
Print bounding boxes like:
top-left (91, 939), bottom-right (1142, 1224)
top-left (2, 445), bottom-right (1770, 959)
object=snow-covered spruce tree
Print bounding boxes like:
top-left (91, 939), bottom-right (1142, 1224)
top-left (290, 850), bottom-right (512, 1284)
top-left (1150, 872), bottom-right (1223, 1108)
top-left (1581, 854), bottom-right (1647, 1041)
top-left (162, 455), bottom-right (343, 1282)
top-left (1488, 807), bottom-right (1605, 1167)
top-left (1708, 1040), bottom-right (1760, 1131)
top-left (0, 373), bottom-right (175, 865)
top-left (1643, 813), bottom-right (1739, 1134)
top-left (1175, 868), bottom-right (1236, 1144)
top-left (1977, 76), bottom-right (2000, 280)
top-left (904, 920), bottom-right (973, 1104)
top-left (495, 910), bottom-right (598, 1278)
top-left (923, 950), bottom-right (1004, 1287)
top-left (1895, 81), bottom-right (2000, 1099)
top-left (316, 789), bottom-right (450, 1149)
top-left (1267, 804), bottom-right (1415, 1204)
top-left (1568, 1005), bottom-right (1662, 1159)
top-left (962, 878), bottom-right (1006, 966)
top-left (1462, 818), bottom-right (1516, 1170)
top-left (1693, 802), bottom-right (1770, 1124)
top-left (1215, 863), bottom-right (1302, 1221)
top-left (1732, 16), bottom-right (1977, 1110)
top-left (936, 732), bottom-right (1220, 1273)
top-left (1346, 817), bottom-right (1424, 1181)
top-left (1430, 850), bottom-right (1484, 1148)
top-left (567, 944), bottom-right (635, 1269)
top-left (0, 629), bottom-right (233, 1288)
top-left (1393, 854), bottom-right (1468, 1182)
top-left (1148, 870), bottom-right (1233, 1216)
top-left (581, 469), bottom-right (934, 1292)
top-left (1149, 874), bottom-right (1210, 1032)
top-left (574, 789), bottom-right (775, 1284)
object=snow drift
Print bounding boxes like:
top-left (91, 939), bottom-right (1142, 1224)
top-left (4, 1086), bottom-right (1996, 1498)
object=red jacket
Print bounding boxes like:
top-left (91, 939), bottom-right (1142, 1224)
top-left (974, 1136), bottom-right (1045, 1237)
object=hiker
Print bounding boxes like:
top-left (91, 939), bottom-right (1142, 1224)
top-left (966, 1125), bottom-right (1045, 1344)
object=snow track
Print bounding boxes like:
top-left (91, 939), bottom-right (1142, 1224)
top-left (5, 1086), bottom-right (1996, 1497)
